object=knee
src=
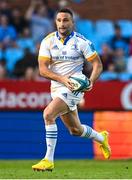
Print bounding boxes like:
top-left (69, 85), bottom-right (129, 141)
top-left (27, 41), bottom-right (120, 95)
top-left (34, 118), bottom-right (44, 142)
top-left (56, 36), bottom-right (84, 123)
top-left (43, 108), bottom-right (54, 124)
top-left (69, 127), bottom-right (82, 136)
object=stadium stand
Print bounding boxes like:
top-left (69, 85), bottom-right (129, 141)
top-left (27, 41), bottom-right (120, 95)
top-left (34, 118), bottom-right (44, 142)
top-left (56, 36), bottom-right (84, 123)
top-left (117, 20), bottom-right (132, 38)
top-left (95, 19), bottom-right (115, 41)
top-left (0, 0), bottom-right (132, 80)
top-left (75, 19), bottom-right (94, 39)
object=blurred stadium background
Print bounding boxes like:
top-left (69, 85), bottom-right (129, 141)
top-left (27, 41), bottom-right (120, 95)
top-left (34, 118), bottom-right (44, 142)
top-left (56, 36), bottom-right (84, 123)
top-left (0, 0), bottom-right (132, 163)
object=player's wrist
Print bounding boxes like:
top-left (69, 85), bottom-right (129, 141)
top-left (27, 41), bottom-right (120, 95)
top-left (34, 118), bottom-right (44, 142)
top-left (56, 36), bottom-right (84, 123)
top-left (89, 78), bottom-right (94, 85)
top-left (57, 76), bottom-right (64, 84)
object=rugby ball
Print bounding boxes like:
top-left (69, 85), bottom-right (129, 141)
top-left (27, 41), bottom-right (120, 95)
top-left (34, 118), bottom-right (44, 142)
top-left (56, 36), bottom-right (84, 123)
top-left (69, 74), bottom-right (91, 92)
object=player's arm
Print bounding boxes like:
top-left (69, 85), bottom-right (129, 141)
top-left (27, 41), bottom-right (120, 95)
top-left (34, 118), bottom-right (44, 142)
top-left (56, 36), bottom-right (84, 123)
top-left (82, 40), bottom-right (103, 90)
top-left (38, 58), bottom-right (74, 91)
top-left (82, 59), bottom-right (93, 78)
top-left (83, 54), bottom-right (102, 91)
top-left (38, 57), bottom-right (63, 82)
top-left (88, 54), bottom-right (103, 84)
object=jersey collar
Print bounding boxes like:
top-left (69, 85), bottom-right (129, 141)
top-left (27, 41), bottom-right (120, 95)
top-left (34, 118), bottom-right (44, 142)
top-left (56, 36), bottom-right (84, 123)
top-left (56, 31), bottom-right (74, 45)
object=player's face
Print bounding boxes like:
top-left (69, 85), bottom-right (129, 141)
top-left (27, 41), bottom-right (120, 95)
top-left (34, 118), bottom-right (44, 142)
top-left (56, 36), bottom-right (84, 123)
top-left (56, 12), bottom-right (74, 37)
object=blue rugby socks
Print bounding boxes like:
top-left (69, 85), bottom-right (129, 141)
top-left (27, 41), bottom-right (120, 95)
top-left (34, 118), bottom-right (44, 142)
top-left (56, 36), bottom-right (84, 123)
top-left (81, 124), bottom-right (104, 143)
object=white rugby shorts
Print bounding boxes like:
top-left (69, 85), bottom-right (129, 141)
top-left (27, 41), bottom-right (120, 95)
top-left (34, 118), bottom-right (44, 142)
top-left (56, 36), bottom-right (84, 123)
top-left (51, 86), bottom-right (84, 111)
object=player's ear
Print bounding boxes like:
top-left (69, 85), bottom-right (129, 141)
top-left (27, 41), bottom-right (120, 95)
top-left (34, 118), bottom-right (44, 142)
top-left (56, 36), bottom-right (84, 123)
top-left (54, 13), bottom-right (58, 25)
top-left (73, 21), bottom-right (76, 31)
top-left (72, 17), bottom-right (74, 24)
top-left (54, 19), bottom-right (57, 29)
top-left (72, 18), bottom-right (75, 28)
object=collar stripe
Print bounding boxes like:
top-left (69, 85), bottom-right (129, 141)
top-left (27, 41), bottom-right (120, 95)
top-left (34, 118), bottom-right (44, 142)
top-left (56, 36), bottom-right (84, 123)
top-left (56, 31), bottom-right (74, 45)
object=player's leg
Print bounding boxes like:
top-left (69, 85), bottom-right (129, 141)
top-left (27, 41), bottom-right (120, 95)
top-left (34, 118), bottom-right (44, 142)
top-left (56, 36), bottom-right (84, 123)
top-left (60, 109), bottom-right (111, 159)
top-left (60, 109), bottom-right (104, 140)
top-left (60, 109), bottom-right (83, 136)
top-left (32, 97), bottom-right (70, 171)
top-left (43, 97), bottom-right (69, 162)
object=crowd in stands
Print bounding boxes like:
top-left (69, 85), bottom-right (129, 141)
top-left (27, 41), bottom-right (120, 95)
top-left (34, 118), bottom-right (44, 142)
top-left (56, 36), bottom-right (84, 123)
top-left (0, 0), bottom-right (132, 81)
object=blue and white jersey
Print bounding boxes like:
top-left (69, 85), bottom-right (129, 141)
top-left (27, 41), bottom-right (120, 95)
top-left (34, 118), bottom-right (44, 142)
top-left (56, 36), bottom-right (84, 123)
top-left (38, 31), bottom-right (98, 89)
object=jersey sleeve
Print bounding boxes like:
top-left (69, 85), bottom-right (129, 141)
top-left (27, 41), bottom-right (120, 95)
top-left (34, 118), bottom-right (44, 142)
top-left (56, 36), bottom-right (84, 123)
top-left (38, 39), bottom-right (51, 61)
top-left (82, 40), bottom-right (98, 61)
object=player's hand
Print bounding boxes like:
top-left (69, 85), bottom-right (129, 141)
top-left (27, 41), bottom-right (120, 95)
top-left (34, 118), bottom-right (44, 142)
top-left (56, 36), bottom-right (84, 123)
top-left (61, 76), bottom-right (74, 91)
top-left (83, 80), bottom-right (93, 92)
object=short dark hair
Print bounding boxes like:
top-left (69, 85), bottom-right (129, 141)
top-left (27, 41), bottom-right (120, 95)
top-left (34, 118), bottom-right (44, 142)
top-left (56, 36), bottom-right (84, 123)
top-left (57, 8), bottom-right (73, 18)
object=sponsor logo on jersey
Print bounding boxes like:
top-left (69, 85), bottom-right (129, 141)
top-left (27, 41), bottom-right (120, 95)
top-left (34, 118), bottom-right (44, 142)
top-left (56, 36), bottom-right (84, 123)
top-left (71, 44), bottom-right (78, 50)
top-left (52, 45), bottom-right (59, 50)
top-left (62, 93), bottom-right (67, 98)
top-left (71, 99), bottom-right (75, 106)
top-left (62, 51), bottom-right (67, 55)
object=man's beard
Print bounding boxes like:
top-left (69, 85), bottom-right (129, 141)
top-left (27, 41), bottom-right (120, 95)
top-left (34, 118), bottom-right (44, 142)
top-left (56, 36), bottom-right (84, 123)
top-left (59, 28), bottom-right (72, 36)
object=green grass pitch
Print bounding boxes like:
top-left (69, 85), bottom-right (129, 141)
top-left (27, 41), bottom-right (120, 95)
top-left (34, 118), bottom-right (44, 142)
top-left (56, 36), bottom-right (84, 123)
top-left (0, 159), bottom-right (132, 179)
